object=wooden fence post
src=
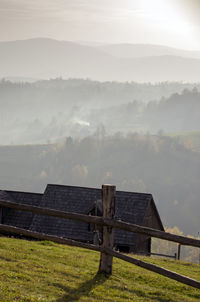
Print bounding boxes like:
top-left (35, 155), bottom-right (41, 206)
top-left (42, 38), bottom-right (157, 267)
top-left (178, 244), bottom-right (181, 260)
top-left (99, 184), bottom-right (116, 274)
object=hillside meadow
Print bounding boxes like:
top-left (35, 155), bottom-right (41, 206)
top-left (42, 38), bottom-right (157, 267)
top-left (0, 236), bottom-right (199, 302)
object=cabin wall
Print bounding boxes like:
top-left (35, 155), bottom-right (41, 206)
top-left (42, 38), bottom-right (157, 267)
top-left (143, 203), bottom-right (163, 230)
top-left (112, 203), bottom-right (162, 254)
top-left (130, 235), bottom-right (151, 254)
top-left (1, 207), bottom-right (10, 223)
top-left (137, 203), bottom-right (163, 254)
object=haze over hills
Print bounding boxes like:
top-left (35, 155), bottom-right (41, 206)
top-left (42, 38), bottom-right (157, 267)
top-left (98, 43), bottom-right (200, 59)
top-left (1, 38), bottom-right (200, 237)
top-left (0, 79), bottom-right (199, 145)
top-left (1, 38), bottom-right (200, 82)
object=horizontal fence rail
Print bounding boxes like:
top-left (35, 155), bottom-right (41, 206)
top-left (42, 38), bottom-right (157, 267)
top-left (0, 199), bottom-right (200, 248)
top-left (0, 224), bottom-right (199, 289)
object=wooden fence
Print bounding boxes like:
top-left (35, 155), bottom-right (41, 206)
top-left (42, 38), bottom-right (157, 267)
top-left (0, 184), bottom-right (199, 289)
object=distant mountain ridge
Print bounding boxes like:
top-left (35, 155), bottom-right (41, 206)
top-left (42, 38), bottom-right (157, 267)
top-left (0, 38), bottom-right (200, 82)
top-left (98, 43), bottom-right (200, 59)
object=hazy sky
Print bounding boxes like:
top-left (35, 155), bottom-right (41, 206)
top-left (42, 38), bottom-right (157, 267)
top-left (0, 0), bottom-right (200, 50)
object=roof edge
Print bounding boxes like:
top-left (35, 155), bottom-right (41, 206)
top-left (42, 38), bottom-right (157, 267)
top-left (5, 190), bottom-right (43, 196)
top-left (46, 183), bottom-right (153, 196)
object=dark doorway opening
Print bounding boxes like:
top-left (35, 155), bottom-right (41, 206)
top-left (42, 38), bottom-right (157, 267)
top-left (116, 245), bottom-right (130, 253)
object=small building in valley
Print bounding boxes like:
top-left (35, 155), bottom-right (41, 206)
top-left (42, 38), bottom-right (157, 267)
top-left (0, 184), bottom-right (164, 254)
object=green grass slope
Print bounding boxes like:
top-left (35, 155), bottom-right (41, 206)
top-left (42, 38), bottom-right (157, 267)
top-left (0, 237), bottom-right (199, 302)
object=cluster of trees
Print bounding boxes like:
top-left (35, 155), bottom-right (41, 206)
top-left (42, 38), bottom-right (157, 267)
top-left (90, 88), bottom-right (200, 134)
top-left (143, 88), bottom-right (200, 132)
top-left (0, 133), bottom-right (200, 238)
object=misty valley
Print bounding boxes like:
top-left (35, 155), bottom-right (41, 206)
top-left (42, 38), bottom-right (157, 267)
top-left (0, 40), bottom-right (200, 264)
top-left (0, 78), bottom-right (200, 254)
top-left (1, 2), bottom-right (200, 300)
top-left (1, 79), bottom-right (200, 145)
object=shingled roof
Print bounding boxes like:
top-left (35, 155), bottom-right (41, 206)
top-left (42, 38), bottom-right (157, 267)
top-left (0, 184), bottom-right (164, 248)
top-left (30, 184), bottom-right (164, 246)
top-left (30, 184), bottom-right (102, 242)
top-left (0, 190), bottom-right (42, 229)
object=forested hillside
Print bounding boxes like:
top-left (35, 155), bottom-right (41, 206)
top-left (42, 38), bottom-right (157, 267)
top-left (0, 79), bottom-right (200, 145)
top-left (0, 133), bottom-right (200, 237)
top-left (0, 78), bottom-right (200, 260)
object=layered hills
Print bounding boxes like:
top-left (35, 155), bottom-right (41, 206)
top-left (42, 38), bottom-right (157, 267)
top-left (1, 38), bottom-right (200, 82)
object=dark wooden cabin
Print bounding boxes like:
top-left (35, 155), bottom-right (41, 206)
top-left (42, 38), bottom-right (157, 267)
top-left (0, 184), bottom-right (164, 254)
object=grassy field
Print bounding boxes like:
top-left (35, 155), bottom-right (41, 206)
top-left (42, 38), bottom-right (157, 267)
top-left (0, 237), bottom-right (199, 302)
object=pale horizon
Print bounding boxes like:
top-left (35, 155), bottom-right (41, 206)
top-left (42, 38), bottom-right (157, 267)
top-left (0, 0), bottom-right (199, 51)
top-left (0, 37), bottom-right (200, 53)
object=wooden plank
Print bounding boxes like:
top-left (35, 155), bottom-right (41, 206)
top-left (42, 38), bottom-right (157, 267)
top-left (0, 199), bottom-right (200, 248)
top-left (0, 223), bottom-right (199, 289)
top-left (99, 184), bottom-right (115, 274)
top-left (104, 248), bottom-right (200, 290)
top-left (0, 223), bottom-right (103, 252)
top-left (93, 200), bottom-right (99, 245)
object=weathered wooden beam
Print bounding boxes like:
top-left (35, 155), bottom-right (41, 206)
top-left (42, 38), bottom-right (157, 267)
top-left (0, 223), bottom-right (103, 253)
top-left (104, 248), bottom-right (200, 290)
top-left (108, 221), bottom-right (200, 248)
top-left (99, 184), bottom-right (116, 274)
top-left (0, 199), bottom-right (200, 248)
top-left (0, 223), bottom-right (199, 289)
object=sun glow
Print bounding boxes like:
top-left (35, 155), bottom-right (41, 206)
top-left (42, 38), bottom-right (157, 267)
top-left (138, 0), bottom-right (192, 34)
